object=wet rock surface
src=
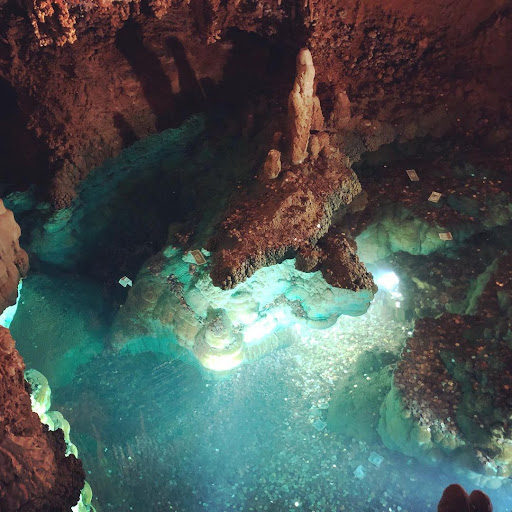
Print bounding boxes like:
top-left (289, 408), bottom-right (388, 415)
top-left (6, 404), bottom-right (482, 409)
top-left (111, 246), bottom-right (374, 371)
top-left (0, 327), bottom-right (84, 512)
top-left (345, 148), bottom-right (512, 263)
top-left (379, 231), bottom-right (512, 486)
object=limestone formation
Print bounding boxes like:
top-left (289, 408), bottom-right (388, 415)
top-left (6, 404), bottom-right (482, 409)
top-left (111, 245), bottom-right (374, 371)
top-left (0, 328), bottom-right (84, 512)
top-left (288, 48), bottom-right (324, 164)
top-left (331, 90), bottom-right (352, 129)
top-left (1, 1), bottom-right (509, 205)
top-left (0, 200), bottom-right (86, 511)
top-left (309, 132), bottom-right (330, 160)
top-left (379, 253), bottom-right (512, 487)
top-left (208, 149), bottom-right (370, 290)
top-left (260, 149), bottom-right (282, 180)
top-left (0, 199), bottom-right (29, 312)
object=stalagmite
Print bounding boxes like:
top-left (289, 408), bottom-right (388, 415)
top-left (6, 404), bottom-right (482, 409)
top-left (309, 132), bottom-right (330, 160)
top-left (331, 90), bottom-right (352, 129)
top-left (288, 48), bottom-right (324, 164)
top-left (261, 149), bottom-right (282, 180)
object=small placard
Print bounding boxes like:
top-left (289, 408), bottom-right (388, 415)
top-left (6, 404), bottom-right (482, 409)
top-left (428, 191), bottom-right (442, 203)
top-left (406, 169), bottom-right (419, 181)
top-left (119, 276), bottom-right (133, 287)
top-left (439, 232), bottom-right (453, 241)
top-left (353, 465), bottom-right (366, 480)
top-left (368, 451), bottom-right (384, 468)
top-left (312, 418), bottom-right (327, 431)
top-left (190, 249), bottom-right (207, 265)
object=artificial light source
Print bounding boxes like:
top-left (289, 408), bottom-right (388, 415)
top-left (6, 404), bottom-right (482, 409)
top-left (375, 271), bottom-right (399, 291)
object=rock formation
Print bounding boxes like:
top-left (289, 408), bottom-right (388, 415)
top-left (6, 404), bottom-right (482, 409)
top-left (260, 149), bottom-right (282, 180)
top-left (344, 151), bottom-right (512, 264)
top-left (0, 199), bottom-right (29, 312)
top-left (288, 48), bottom-right (324, 164)
top-left (208, 48), bottom-right (374, 293)
top-left (111, 243), bottom-right (374, 371)
top-left (0, 0), bottom-right (510, 205)
top-left (0, 327), bottom-right (85, 511)
top-left (208, 146), bottom-right (369, 290)
top-left (0, 0), bottom-right (510, 507)
top-left (379, 252), bottom-right (512, 487)
top-left (0, 201), bottom-right (85, 511)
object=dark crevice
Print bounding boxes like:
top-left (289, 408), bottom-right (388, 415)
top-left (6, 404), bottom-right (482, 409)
top-left (0, 78), bottom-right (50, 196)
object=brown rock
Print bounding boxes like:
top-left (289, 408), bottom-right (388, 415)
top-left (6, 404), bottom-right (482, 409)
top-left (0, 327), bottom-right (84, 512)
top-left (261, 149), bottom-right (282, 180)
top-left (309, 132), bottom-right (330, 160)
top-left (0, 199), bottom-right (29, 313)
top-left (1, 1), bottom-right (510, 204)
top-left (331, 90), bottom-right (352, 129)
top-left (288, 48), bottom-right (318, 164)
top-left (208, 150), bottom-right (367, 289)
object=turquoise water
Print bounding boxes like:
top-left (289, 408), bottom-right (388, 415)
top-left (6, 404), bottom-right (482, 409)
top-left (6, 121), bottom-right (512, 511)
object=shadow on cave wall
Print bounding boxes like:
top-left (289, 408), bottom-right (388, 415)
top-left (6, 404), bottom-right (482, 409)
top-left (115, 20), bottom-right (207, 133)
top-left (0, 78), bottom-right (50, 196)
top-left (113, 112), bottom-right (139, 147)
top-left (213, 28), bottom-right (298, 129)
top-left (166, 36), bottom-right (206, 112)
top-left (115, 19), bottom-right (177, 131)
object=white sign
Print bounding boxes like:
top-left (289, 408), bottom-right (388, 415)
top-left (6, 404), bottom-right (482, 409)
top-left (439, 232), bottom-right (453, 241)
top-left (406, 169), bottom-right (419, 181)
top-left (428, 191), bottom-right (442, 203)
top-left (190, 249), bottom-right (207, 265)
top-left (353, 465), bottom-right (366, 479)
top-left (368, 451), bottom-right (384, 467)
top-left (119, 276), bottom-right (133, 287)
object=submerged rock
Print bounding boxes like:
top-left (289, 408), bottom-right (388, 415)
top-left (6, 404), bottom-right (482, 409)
top-left (111, 247), bottom-right (374, 373)
top-left (379, 253), bottom-right (512, 487)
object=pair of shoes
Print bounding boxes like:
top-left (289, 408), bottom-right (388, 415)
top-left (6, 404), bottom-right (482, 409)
top-left (438, 484), bottom-right (493, 512)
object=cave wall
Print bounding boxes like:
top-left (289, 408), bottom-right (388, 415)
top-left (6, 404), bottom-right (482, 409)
top-left (0, 198), bottom-right (28, 312)
top-left (0, 328), bottom-right (85, 512)
top-left (0, 201), bottom-right (84, 511)
top-left (0, 0), bottom-right (510, 207)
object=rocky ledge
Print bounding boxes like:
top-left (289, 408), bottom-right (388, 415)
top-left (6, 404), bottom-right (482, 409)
top-left (0, 199), bottom-right (29, 313)
top-left (0, 327), bottom-right (85, 511)
top-left (208, 150), bottom-right (369, 290)
top-left (379, 252), bottom-right (512, 488)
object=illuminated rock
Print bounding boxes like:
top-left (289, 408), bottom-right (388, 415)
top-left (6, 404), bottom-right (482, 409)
top-left (0, 328), bottom-right (84, 512)
top-left (25, 368), bottom-right (94, 509)
top-left (0, 281), bottom-right (22, 329)
top-left (288, 48), bottom-right (323, 165)
top-left (0, 199), bottom-right (29, 313)
top-left (193, 309), bottom-right (244, 372)
top-left (112, 247), bottom-right (374, 372)
top-left (379, 254), bottom-right (512, 487)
